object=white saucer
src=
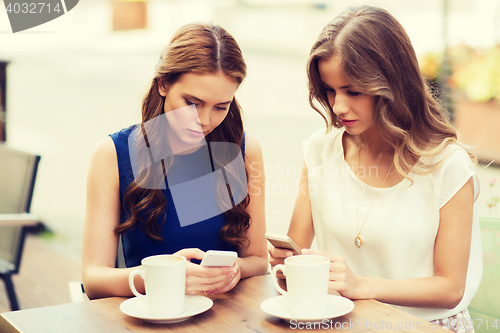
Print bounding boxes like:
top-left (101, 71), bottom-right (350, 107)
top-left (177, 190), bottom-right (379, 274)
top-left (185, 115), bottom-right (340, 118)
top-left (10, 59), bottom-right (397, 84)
top-left (260, 295), bottom-right (354, 322)
top-left (120, 295), bottom-right (213, 324)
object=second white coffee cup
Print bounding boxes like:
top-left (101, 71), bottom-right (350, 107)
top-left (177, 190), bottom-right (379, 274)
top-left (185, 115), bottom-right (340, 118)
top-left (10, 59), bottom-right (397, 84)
top-left (129, 254), bottom-right (186, 317)
top-left (271, 255), bottom-right (330, 318)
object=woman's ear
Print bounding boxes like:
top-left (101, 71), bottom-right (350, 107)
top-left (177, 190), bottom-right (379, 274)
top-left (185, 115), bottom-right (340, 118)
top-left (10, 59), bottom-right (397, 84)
top-left (157, 79), bottom-right (168, 97)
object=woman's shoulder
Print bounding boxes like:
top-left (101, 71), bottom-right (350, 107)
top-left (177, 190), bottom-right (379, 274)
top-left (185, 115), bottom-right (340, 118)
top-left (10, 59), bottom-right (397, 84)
top-left (418, 144), bottom-right (476, 182)
top-left (108, 124), bottom-right (142, 162)
top-left (109, 125), bottom-right (138, 145)
top-left (241, 133), bottom-right (264, 179)
top-left (242, 132), bottom-right (263, 162)
top-left (304, 126), bottom-right (343, 150)
top-left (431, 144), bottom-right (474, 169)
top-left (90, 124), bottom-right (138, 173)
top-left (426, 144), bottom-right (477, 206)
top-left (307, 126), bottom-right (342, 142)
top-left (303, 126), bottom-right (343, 164)
top-left (87, 136), bottom-right (119, 186)
top-left (90, 137), bottom-right (118, 167)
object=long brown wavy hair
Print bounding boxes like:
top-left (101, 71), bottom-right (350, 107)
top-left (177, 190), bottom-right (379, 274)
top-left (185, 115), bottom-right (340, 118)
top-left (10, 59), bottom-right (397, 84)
top-left (115, 23), bottom-right (251, 248)
top-left (307, 5), bottom-right (476, 180)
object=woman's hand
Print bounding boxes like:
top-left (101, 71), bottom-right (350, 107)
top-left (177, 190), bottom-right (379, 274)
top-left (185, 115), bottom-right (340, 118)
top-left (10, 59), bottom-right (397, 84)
top-left (301, 249), bottom-right (365, 299)
top-left (210, 261), bottom-right (241, 295)
top-left (268, 245), bottom-right (294, 279)
top-left (174, 248), bottom-right (237, 294)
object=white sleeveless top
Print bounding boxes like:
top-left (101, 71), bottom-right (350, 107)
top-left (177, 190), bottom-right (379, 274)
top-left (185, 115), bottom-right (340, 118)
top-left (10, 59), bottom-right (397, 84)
top-left (303, 127), bottom-right (482, 321)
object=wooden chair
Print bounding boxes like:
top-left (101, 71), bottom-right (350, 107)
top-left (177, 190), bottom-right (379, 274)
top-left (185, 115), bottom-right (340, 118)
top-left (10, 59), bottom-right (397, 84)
top-left (0, 143), bottom-right (40, 311)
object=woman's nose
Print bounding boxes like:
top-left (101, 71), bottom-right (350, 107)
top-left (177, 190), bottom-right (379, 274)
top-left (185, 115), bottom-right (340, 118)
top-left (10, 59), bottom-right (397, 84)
top-left (196, 108), bottom-right (211, 126)
top-left (333, 96), bottom-right (349, 118)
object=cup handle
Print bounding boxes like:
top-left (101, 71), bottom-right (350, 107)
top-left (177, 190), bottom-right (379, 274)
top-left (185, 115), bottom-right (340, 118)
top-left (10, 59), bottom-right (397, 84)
top-left (129, 269), bottom-right (146, 299)
top-left (271, 264), bottom-right (287, 295)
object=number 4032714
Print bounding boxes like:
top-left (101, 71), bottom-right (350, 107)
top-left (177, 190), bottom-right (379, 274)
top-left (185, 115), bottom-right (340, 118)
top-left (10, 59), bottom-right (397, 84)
top-left (5, 2), bottom-right (62, 14)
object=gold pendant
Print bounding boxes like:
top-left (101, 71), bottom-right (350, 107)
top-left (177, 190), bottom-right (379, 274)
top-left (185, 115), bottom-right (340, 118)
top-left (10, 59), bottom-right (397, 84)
top-left (354, 235), bottom-right (362, 248)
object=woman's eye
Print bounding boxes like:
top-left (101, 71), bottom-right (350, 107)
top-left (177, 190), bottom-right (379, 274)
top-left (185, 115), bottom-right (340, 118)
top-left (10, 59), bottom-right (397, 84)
top-left (347, 91), bottom-right (361, 96)
top-left (184, 99), bottom-right (198, 106)
top-left (216, 106), bottom-right (228, 111)
top-left (325, 88), bottom-right (335, 97)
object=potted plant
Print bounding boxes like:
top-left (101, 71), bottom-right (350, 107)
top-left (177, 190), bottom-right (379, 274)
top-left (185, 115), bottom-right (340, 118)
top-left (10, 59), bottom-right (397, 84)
top-left (421, 45), bottom-right (500, 164)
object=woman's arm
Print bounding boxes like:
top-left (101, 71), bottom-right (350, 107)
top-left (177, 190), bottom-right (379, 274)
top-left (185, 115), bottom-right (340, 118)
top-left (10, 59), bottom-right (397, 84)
top-left (288, 160), bottom-right (315, 248)
top-left (82, 137), bottom-right (141, 299)
top-left (304, 177), bottom-right (474, 308)
top-left (269, 160), bottom-right (315, 270)
top-left (239, 134), bottom-right (269, 277)
top-left (212, 134), bottom-right (268, 293)
top-left (82, 138), bottom-right (236, 298)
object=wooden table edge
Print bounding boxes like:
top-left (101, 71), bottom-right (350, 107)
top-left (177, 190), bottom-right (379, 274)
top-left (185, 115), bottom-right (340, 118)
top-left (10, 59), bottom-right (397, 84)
top-left (0, 312), bottom-right (22, 333)
top-left (0, 275), bottom-right (451, 332)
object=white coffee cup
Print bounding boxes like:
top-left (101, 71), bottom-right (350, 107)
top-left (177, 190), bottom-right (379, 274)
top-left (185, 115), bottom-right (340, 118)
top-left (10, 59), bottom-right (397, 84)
top-left (271, 255), bottom-right (330, 318)
top-left (129, 254), bottom-right (186, 317)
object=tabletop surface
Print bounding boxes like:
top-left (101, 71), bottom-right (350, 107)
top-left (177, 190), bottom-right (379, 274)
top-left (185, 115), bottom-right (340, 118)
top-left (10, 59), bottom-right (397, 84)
top-left (0, 275), bottom-right (448, 332)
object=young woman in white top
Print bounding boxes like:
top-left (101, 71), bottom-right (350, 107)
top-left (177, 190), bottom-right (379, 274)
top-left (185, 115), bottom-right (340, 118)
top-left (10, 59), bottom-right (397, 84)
top-left (269, 6), bottom-right (481, 332)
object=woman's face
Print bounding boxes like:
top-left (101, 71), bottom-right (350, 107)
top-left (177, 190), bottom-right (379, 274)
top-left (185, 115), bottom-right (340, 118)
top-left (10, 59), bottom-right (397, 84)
top-left (318, 56), bottom-right (377, 137)
top-left (158, 71), bottom-right (239, 152)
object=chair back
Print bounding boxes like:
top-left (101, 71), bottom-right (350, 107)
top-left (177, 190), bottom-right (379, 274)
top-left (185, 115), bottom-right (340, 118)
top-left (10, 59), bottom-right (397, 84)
top-left (468, 216), bottom-right (500, 332)
top-left (0, 143), bottom-right (40, 274)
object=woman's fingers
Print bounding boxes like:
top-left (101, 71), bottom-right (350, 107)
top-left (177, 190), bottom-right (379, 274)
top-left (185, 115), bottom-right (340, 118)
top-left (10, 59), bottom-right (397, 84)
top-left (268, 245), bottom-right (294, 279)
top-left (211, 273), bottom-right (238, 294)
top-left (174, 248), bottom-right (205, 261)
top-left (185, 263), bottom-right (236, 294)
top-left (269, 245), bottom-right (293, 258)
top-left (268, 245), bottom-right (293, 267)
top-left (185, 274), bottom-right (234, 294)
top-left (210, 263), bottom-right (241, 294)
top-left (185, 275), bottom-right (233, 294)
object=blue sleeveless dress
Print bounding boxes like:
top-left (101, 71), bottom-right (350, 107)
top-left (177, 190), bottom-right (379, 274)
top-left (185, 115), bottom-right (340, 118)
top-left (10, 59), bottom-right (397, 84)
top-left (110, 125), bottom-right (244, 267)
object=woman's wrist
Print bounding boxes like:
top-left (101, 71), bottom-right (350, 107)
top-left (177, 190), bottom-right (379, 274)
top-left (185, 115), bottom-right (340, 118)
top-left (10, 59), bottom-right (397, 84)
top-left (356, 275), bottom-right (376, 300)
top-left (238, 255), bottom-right (268, 279)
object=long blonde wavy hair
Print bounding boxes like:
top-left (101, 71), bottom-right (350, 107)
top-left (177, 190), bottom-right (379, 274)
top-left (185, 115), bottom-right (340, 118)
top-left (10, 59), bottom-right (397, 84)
top-left (307, 5), bottom-right (476, 180)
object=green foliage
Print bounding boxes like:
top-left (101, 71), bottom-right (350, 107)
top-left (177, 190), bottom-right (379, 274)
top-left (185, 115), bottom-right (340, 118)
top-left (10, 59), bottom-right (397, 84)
top-left (420, 45), bottom-right (500, 103)
top-left (453, 46), bottom-right (500, 102)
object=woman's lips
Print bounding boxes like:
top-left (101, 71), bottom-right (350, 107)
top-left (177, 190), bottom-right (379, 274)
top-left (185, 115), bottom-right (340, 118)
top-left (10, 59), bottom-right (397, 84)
top-left (187, 129), bottom-right (205, 137)
top-left (340, 119), bottom-right (357, 126)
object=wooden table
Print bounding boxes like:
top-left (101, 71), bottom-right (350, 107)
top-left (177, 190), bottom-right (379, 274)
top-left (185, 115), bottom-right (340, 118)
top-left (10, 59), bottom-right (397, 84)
top-left (0, 275), bottom-right (447, 332)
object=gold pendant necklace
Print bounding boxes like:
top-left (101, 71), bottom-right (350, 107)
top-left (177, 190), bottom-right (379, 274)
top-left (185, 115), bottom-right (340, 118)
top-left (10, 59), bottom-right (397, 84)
top-left (355, 140), bottom-right (393, 248)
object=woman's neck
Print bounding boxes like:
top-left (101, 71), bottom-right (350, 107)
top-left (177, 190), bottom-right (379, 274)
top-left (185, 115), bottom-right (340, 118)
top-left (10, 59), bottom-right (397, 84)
top-left (344, 128), bottom-right (401, 188)
top-left (357, 128), bottom-right (393, 159)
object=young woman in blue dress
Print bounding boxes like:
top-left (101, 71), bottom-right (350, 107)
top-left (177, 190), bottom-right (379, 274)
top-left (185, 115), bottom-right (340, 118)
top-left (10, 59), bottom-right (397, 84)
top-left (82, 23), bottom-right (268, 299)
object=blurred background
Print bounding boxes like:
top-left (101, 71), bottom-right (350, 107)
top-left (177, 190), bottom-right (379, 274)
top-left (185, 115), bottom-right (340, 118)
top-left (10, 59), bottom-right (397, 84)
top-left (1, 0), bottom-right (500, 312)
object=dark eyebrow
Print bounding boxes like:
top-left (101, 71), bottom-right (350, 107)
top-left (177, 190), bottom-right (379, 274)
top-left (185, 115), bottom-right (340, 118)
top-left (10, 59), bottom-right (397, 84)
top-left (184, 94), bottom-right (205, 104)
top-left (184, 94), bottom-right (232, 105)
top-left (322, 84), bottom-right (353, 90)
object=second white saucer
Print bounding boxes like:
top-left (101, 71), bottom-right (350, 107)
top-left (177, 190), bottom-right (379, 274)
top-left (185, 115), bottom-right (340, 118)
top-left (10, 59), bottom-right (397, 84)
top-left (120, 294), bottom-right (213, 324)
top-left (260, 294), bottom-right (354, 322)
